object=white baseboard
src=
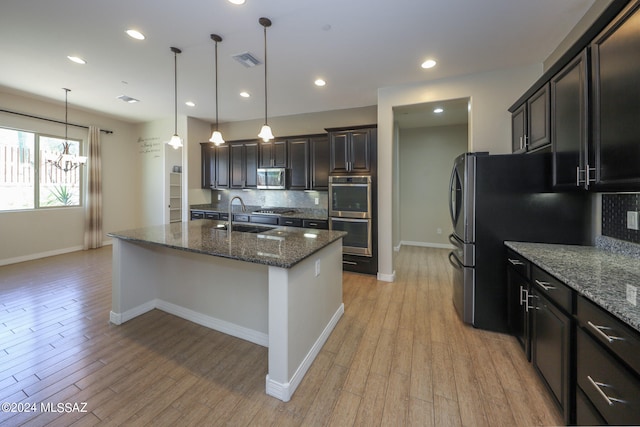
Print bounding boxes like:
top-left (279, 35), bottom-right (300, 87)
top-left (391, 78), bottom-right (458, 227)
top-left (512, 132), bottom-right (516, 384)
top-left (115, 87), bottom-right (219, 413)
top-left (109, 299), bottom-right (269, 347)
top-left (0, 240), bottom-right (112, 267)
top-left (399, 240), bottom-right (454, 250)
top-left (377, 270), bottom-right (396, 282)
top-left (156, 300), bottom-right (269, 347)
top-left (266, 303), bottom-right (345, 402)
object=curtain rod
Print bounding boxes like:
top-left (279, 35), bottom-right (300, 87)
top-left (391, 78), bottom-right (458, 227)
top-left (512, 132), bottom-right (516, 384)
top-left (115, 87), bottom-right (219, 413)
top-left (0, 108), bottom-right (114, 134)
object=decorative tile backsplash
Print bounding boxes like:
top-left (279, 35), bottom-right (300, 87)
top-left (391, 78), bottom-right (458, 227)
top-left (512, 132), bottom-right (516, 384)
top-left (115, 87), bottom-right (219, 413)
top-left (213, 189), bottom-right (328, 211)
top-left (602, 193), bottom-right (640, 244)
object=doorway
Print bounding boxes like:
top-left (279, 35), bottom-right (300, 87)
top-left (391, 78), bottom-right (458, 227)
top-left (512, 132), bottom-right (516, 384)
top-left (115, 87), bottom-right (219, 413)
top-left (393, 97), bottom-right (469, 250)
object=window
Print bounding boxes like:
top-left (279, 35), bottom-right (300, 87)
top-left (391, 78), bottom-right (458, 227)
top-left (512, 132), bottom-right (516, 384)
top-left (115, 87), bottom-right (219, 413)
top-left (0, 127), bottom-right (83, 211)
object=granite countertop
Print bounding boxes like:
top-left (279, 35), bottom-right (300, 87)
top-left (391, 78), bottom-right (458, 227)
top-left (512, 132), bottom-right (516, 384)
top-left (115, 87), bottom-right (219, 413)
top-left (108, 220), bottom-right (346, 269)
top-left (505, 239), bottom-right (640, 333)
top-left (190, 204), bottom-right (328, 221)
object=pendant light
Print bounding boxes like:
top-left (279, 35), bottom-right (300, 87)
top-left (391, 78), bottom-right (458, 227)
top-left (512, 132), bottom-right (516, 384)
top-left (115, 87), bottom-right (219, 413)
top-left (168, 47), bottom-right (183, 149)
top-left (257, 17), bottom-right (275, 142)
top-left (47, 88), bottom-right (87, 172)
top-left (209, 34), bottom-right (225, 146)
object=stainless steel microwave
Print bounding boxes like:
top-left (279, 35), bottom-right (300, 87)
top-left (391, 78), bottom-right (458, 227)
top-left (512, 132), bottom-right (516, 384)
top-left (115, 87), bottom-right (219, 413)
top-left (257, 168), bottom-right (286, 189)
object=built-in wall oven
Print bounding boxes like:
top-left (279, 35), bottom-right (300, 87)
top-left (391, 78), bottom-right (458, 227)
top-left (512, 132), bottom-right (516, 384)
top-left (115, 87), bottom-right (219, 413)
top-left (329, 175), bottom-right (372, 257)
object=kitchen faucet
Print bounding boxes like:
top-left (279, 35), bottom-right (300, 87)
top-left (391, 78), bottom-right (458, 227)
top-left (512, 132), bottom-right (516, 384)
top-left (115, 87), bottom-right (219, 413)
top-left (228, 196), bottom-right (247, 232)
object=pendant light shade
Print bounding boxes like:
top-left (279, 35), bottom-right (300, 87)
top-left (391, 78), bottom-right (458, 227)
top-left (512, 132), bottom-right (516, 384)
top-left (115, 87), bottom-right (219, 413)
top-left (168, 47), bottom-right (183, 150)
top-left (258, 17), bottom-right (274, 142)
top-left (46, 88), bottom-right (87, 172)
top-left (209, 34), bottom-right (225, 146)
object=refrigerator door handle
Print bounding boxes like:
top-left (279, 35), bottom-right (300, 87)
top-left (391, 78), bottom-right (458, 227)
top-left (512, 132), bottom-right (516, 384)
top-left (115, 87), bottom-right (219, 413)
top-left (448, 251), bottom-right (463, 270)
top-left (449, 166), bottom-right (458, 226)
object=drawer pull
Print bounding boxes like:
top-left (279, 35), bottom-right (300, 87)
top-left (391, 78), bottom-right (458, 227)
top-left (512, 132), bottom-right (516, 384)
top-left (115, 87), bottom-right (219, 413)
top-left (586, 376), bottom-right (626, 406)
top-left (519, 286), bottom-right (527, 306)
top-left (587, 321), bottom-right (624, 343)
top-left (343, 261), bottom-right (357, 265)
top-left (508, 258), bottom-right (524, 266)
top-left (534, 280), bottom-right (556, 291)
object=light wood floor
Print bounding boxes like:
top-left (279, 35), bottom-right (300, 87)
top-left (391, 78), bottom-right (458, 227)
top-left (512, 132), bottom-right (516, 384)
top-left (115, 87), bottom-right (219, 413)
top-left (0, 245), bottom-right (563, 426)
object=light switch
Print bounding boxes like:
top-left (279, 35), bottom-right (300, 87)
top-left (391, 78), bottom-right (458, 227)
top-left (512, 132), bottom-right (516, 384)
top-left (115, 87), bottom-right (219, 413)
top-left (627, 211), bottom-right (639, 231)
top-left (315, 259), bottom-right (321, 277)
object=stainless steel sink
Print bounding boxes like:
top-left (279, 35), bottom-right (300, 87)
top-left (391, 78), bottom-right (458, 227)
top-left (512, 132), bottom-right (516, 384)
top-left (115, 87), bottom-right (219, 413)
top-left (217, 224), bottom-right (276, 233)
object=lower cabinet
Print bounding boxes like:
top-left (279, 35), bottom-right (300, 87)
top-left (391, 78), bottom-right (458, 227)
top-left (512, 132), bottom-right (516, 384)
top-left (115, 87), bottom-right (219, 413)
top-left (506, 248), bottom-right (640, 426)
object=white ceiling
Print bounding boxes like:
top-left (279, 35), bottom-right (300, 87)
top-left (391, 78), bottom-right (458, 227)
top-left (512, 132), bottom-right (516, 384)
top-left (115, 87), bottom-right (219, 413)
top-left (0, 0), bottom-right (595, 126)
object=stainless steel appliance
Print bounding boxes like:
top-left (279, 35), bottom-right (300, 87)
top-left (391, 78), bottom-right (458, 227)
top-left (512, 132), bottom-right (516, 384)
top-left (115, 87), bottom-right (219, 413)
top-left (448, 152), bottom-right (591, 332)
top-left (329, 175), bottom-right (373, 257)
top-left (257, 168), bottom-right (286, 189)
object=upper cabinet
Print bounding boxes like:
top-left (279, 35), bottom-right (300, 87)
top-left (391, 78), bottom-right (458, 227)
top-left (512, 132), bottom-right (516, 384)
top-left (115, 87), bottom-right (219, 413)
top-left (551, 49), bottom-right (590, 189)
top-left (328, 127), bottom-right (376, 174)
top-left (288, 135), bottom-right (330, 191)
top-left (511, 84), bottom-right (550, 153)
top-left (230, 141), bottom-right (258, 189)
top-left (591, 0), bottom-right (640, 189)
top-left (259, 139), bottom-right (287, 168)
top-left (511, 0), bottom-right (640, 191)
top-left (200, 142), bottom-right (229, 189)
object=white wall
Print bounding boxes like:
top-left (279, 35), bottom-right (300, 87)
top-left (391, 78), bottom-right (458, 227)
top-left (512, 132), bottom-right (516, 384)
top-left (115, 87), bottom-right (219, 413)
top-left (399, 125), bottom-right (468, 248)
top-left (377, 63), bottom-right (543, 280)
top-left (0, 89), bottom-right (140, 264)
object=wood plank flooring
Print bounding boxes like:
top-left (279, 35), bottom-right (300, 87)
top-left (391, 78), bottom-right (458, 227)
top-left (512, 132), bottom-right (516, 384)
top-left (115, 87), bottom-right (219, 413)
top-left (0, 245), bottom-right (563, 426)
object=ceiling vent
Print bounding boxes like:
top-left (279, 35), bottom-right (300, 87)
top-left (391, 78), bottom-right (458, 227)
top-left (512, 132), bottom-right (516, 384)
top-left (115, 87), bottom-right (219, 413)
top-left (117, 95), bottom-right (139, 103)
top-left (232, 52), bottom-right (262, 68)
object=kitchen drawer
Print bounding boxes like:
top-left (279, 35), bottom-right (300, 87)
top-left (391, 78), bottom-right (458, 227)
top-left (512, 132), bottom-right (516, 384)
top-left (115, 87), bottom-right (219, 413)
top-left (191, 210), bottom-right (204, 220)
top-left (506, 249), bottom-right (530, 279)
top-left (577, 295), bottom-right (640, 374)
top-left (233, 213), bottom-right (250, 222)
top-left (219, 213), bottom-right (229, 221)
top-left (577, 327), bottom-right (640, 425)
top-left (251, 215), bottom-right (279, 226)
top-left (576, 387), bottom-right (606, 426)
top-left (279, 217), bottom-right (303, 227)
top-left (303, 219), bottom-right (328, 230)
top-left (531, 265), bottom-right (573, 314)
top-left (204, 212), bottom-right (219, 220)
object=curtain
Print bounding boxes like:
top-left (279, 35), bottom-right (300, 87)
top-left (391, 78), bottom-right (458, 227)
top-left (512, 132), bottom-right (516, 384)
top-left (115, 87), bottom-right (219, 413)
top-left (83, 126), bottom-right (103, 250)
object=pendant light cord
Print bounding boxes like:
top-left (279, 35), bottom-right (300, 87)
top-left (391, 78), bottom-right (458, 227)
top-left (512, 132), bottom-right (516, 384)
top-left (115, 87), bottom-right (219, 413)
top-left (263, 23), bottom-right (268, 125)
top-left (215, 39), bottom-right (219, 131)
top-left (64, 88), bottom-right (70, 143)
top-left (174, 50), bottom-right (178, 134)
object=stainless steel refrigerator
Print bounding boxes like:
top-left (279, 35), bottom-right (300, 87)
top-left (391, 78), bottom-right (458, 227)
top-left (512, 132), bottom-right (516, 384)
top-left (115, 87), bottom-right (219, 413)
top-left (448, 152), bottom-right (591, 332)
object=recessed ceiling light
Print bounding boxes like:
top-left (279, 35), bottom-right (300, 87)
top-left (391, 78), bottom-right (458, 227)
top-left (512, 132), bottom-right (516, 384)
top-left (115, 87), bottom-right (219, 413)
top-left (67, 56), bottom-right (86, 64)
top-left (434, 108), bottom-right (444, 113)
top-left (185, 101), bottom-right (196, 107)
top-left (421, 59), bottom-right (437, 69)
top-left (240, 91), bottom-right (250, 98)
top-left (228, 0), bottom-right (246, 4)
top-left (126, 29), bottom-right (145, 40)
top-left (314, 79), bottom-right (326, 87)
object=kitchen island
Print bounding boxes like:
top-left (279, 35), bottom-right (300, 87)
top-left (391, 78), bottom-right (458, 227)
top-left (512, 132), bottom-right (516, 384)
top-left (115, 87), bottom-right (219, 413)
top-left (108, 220), bottom-right (346, 402)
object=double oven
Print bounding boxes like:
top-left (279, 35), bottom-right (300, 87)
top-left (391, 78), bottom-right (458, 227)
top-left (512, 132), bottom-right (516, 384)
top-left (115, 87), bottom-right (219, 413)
top-left (328, 175), bottom-right (372, 257)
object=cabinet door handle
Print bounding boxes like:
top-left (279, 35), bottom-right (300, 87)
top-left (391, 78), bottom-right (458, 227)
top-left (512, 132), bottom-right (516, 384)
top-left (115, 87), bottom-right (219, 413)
top-left (586, 375), bottom-right (626, 406)
top-left (576, 166), bottom-right (581, 186)
top-left (534, 280), bottom-right (556, 292)
top-left (586, 165), bottom-right (596, 184)
top-left (525, 293), bottom-right (537, 312)
top-left (587, 321), bottom-right (624, 343)
top-left (524, 135), bottom-right (528, 149)
top-left (508, 258), bottom-right (524, 266)
top-left (519, 286), bottom-right (527, 306)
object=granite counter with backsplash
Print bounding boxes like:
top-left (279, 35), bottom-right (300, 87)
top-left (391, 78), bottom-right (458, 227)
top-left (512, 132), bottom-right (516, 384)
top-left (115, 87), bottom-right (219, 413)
top-left (190, 203), bottom-right (328, 221)
top-left (505, 236), bottom-right (640, 333)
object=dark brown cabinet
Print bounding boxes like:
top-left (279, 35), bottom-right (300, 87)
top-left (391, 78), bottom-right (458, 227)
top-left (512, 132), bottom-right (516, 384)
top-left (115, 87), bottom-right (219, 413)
top-left (288, 135), bottom-right (330, 190)
top-left (511, 84), bottom-right (551, 153)
top-left (591, 0), bottom-right (640, 189)
top-left (230, 142), bottom-right (258, 189)
top-left (200, 142), bottom-right (229, 189)
top-left (506, 250), bottom-right (531, 360)
top-left (551, 49), bottom-right (590, 189)
top-left (329, 128), bottom-right (374, 174)
top-left (259, 139), bottom-right (287, 168)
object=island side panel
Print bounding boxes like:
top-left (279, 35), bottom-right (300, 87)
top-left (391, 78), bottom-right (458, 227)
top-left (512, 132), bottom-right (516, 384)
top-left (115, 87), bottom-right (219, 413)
top-left (110, 239), bottom-right (160, 324)
top-left (266, 238), bottom-right (344, 401)
top-left (110, 238), bottom-right (269, 346)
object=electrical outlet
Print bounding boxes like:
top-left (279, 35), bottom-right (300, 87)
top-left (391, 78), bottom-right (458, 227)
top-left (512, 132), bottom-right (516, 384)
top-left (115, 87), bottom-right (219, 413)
top-left (217, 193), bottom-right (221, 201)
top-left (314, 197), bottom-right (319, 205)
top-left (315, 259), bottom-right (321, 277)
top-left (627, 211), bottom-right (639, 230)
top-left (627, 285), bottom-right (637, 306)
top-left (436, 228), bottom-right (442, 235)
